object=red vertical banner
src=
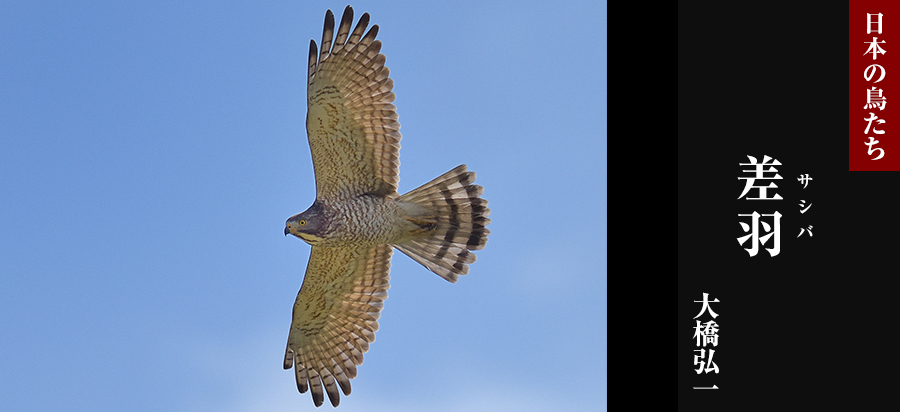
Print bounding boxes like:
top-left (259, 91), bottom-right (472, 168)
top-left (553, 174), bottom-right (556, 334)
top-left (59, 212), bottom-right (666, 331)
top-left (851, 2), bottom-right (900, 170)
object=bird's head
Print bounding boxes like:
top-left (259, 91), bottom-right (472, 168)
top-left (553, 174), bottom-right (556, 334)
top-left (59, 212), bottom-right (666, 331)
top-left (285, 203), bottom-right (329, 245)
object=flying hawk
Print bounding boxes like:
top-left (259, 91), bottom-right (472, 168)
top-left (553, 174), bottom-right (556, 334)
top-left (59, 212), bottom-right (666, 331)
top-left (282, 6), bottom-right (491, 407)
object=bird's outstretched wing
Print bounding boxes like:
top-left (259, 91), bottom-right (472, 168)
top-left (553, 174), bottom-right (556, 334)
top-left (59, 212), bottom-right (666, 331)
top-left (306, 6), bottom-right (401, 199)
top-left (284, 244), bottom-right (392, 407)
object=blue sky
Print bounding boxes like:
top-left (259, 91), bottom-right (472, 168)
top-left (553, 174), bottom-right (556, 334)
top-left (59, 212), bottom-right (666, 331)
top-left (0, 1), bottom-right (606, 410)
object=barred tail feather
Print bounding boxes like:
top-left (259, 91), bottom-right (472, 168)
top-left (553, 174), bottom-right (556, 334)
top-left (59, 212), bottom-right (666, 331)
top-left (394, 164), bottom-right (491, 282)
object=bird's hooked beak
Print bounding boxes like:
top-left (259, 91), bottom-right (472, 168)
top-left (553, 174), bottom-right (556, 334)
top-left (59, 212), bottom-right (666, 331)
top-left (284, 226), bottom-right (291, 236)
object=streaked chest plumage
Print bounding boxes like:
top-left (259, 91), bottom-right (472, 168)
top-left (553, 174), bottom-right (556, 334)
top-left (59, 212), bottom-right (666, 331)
top-left (317, 195), bottom-right (407, 246)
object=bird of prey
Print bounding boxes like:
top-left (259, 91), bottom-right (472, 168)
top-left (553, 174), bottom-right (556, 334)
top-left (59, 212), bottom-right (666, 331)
top-left (282, 6), bottom-right (491, 407)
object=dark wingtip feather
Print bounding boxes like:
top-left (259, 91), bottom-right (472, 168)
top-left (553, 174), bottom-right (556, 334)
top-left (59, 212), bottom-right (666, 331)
top-left (367, 24), bottom-right (379, 41)
top-left (296, 374), bottom-right (308, 394)
top-left (323, 9), bottom-right (334, 40)
top-left (283, 350), bottom-right (293, 370)
top-left (334, 5), bottom-right (354, 46)
top-left (312, 389), bottom-right (324, 407)
top-left (341, 5), bottom-right (353, 26)
top-left (348, 12), bottom-right (370, 45)
top-left (320, 9), bottom-right (336, 62)
top-left (338, 378), bottom-right (351, 396)
top-left (308, 39), bottom-right (318, 80)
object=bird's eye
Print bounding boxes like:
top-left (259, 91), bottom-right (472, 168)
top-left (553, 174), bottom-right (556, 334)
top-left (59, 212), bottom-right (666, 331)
top-left (299, 220), bottom-right (306, 226)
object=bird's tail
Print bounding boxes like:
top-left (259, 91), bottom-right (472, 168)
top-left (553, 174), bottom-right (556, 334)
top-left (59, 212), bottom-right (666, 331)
top-left (394, 164), bottom-right (491, 282)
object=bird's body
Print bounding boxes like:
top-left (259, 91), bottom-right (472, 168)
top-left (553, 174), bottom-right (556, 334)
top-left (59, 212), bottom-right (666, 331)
top-left (282, 6), bottom-right (490, 407)
top-left (293, 196), bottom-right (423, 247)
